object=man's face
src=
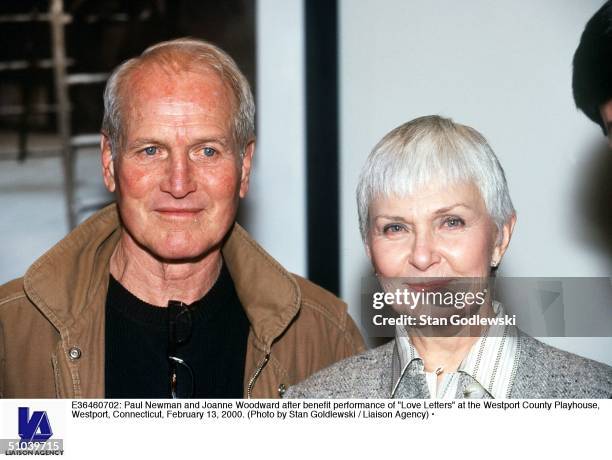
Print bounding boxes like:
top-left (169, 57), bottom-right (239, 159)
top-left (102, 66), bottom-right (254, 261)
top-left (600, 99), bottom-right (612, 146)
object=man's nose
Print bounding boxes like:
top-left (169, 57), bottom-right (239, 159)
top-left (408, 230), bottom-right (440, 272)
top-left (160, 153), bottom-right (197, 198)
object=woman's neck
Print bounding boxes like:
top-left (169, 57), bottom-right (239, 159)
top-left (409, 334), bottom-right (479, 376)
top-left (408, 302), bottom-right (494, 379)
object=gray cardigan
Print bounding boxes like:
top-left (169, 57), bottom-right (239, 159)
top-left (285, 335), bottom-right (612, 398)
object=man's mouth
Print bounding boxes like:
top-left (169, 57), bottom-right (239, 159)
top-left (154, 207), bottom-right (203, 218)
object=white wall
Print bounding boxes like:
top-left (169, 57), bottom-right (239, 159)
top-left (339, 0), bottom-right (612, 363)
top-left (246, 0), bottom-right (307, 276)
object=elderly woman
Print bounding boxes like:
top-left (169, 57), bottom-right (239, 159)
top-left (286, 115), bottom-right (612, 399)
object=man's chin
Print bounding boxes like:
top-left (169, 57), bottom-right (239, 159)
top-left (150, 245), bottom-right (216, 263)
top-left (120, 225), bottom-right (227, 264)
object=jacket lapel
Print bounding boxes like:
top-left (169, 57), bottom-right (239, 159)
top-left (222, 222), bottom-right (301, 350)
top-left (23, 204), bottom-right (121, 397)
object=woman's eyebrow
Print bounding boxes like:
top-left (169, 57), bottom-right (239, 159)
top-left (375, 204), bottom-right (473, 220)
top-left (374, 215), bottom-right (408, 222)
top-left (433, 203), bottom-right (472, 214)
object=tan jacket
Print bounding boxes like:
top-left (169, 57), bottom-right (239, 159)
top-left (0, 205), bottom-right (365, 398)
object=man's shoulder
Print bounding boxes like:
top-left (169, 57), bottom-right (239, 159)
top-left (0, 277), bottom-right (27, 308)
top-left (292, 274), bottom-right (348, 323)
top-left (2, 205), bottom-right (119, 304)
top-left (288, 274), bottom-right (366, 356)
top-left (284, 341), bottom-right (394, 398)
top-left (0, 277), bottom-right (46, 333)
top-left (513, 335), bottom-right (612, 398)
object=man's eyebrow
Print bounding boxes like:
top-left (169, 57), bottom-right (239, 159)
top-left (127, 137), bottom-right (231, 148)
top-left (128, 138), bottom-right (164, 148)
top-left (191, 137), bottom-right (231, 147)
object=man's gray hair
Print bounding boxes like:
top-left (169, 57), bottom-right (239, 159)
top-left (101, 37), bottom-right (255, 156)
top-left (356, 115), bottom-right (515, 242)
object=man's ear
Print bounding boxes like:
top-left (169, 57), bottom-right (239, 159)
top-left (491, 214), bottom-right (517, 266)
top-left (239, 140), bottom-right (255, 199)
top-left (101, 134), bottom-right (116, 193)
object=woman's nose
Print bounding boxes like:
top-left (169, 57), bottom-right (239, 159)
top-left (408, 231), bottom-right (440, 272)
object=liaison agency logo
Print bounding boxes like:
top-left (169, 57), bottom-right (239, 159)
top-left (0, 406), bottom-right (64, 455)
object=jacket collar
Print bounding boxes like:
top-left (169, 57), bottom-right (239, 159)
top-left (222, 220), bottom-right (301, 349)
top-left (24, 205), bottom-right (120, 340)
top-left (23, 204), bottom-right (301, 349)
top-left (390, 302), bottom-right (520, 399)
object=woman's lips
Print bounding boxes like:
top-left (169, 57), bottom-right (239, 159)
top-left (404, 279), bottom-right (456, 292)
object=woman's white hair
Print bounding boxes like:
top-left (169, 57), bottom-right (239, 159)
top-left (356, 115), bottom-right (515, 242)
top-left (101, 37), bottom-right (255, 157)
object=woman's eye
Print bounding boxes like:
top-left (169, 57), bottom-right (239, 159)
top-left (444, 216), bottom-right (465, 228)
top-left (143, 146), bottom-right (157, 156)
top-left (203, 147), bottom-right (216, 157)
top-left (383, 224), bottom-right (405, 234)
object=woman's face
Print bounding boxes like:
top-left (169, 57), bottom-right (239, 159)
top-left (366, 181), bottom-right (514, 279)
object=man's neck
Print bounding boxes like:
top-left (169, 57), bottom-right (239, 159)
top-left (109, 231), bottom-right (222, 306)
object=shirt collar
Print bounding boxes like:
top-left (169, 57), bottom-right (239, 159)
top-left (391, 302), bottom-right (520, 398)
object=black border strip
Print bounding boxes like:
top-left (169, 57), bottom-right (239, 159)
top-left (305, 0), bottom-right (339, 295)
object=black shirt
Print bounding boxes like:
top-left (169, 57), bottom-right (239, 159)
top-left (105, 263), bottom-right (250, 398)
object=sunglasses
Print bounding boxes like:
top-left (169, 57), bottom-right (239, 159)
top-left (168, 300), bottom-right (195, 398)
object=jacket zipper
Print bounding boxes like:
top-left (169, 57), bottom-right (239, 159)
top-left (247, 353), bottom-right (270, 399)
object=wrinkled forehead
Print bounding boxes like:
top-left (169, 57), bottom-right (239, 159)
top-left (136, 97), bottom-right (212, 115)
top-left (126, 62), bottom-right (232, 102)
top-left (118, 60), bottom-right (236, 123)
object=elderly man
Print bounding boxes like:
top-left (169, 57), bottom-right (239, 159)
top-left (0, 38), bottom-right (365, 398)
top-left (573, 0), bottom-right (612, 142)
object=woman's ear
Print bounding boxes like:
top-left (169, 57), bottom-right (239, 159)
top-left (365, 241), bottom-right (371, 260)
top-left (364, 228), bottom-right (374, 261)
top-left (491, 214), bottom-right (516, 266)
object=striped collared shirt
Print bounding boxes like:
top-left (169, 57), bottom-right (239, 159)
top-left (391, 302), bottom-right (520, 399)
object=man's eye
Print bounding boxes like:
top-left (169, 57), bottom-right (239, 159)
top-left (203, 147), bottom-right (216, 157)
top-left (143, 146), bottom-right (158, 156)
top-left (444, 216), bottom-right (465, 228)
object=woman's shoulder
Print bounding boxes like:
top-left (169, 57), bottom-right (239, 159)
top-left (284, 340), bottom-right (395, 399)
top-left (512, 334), bottom-right (612, 398)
